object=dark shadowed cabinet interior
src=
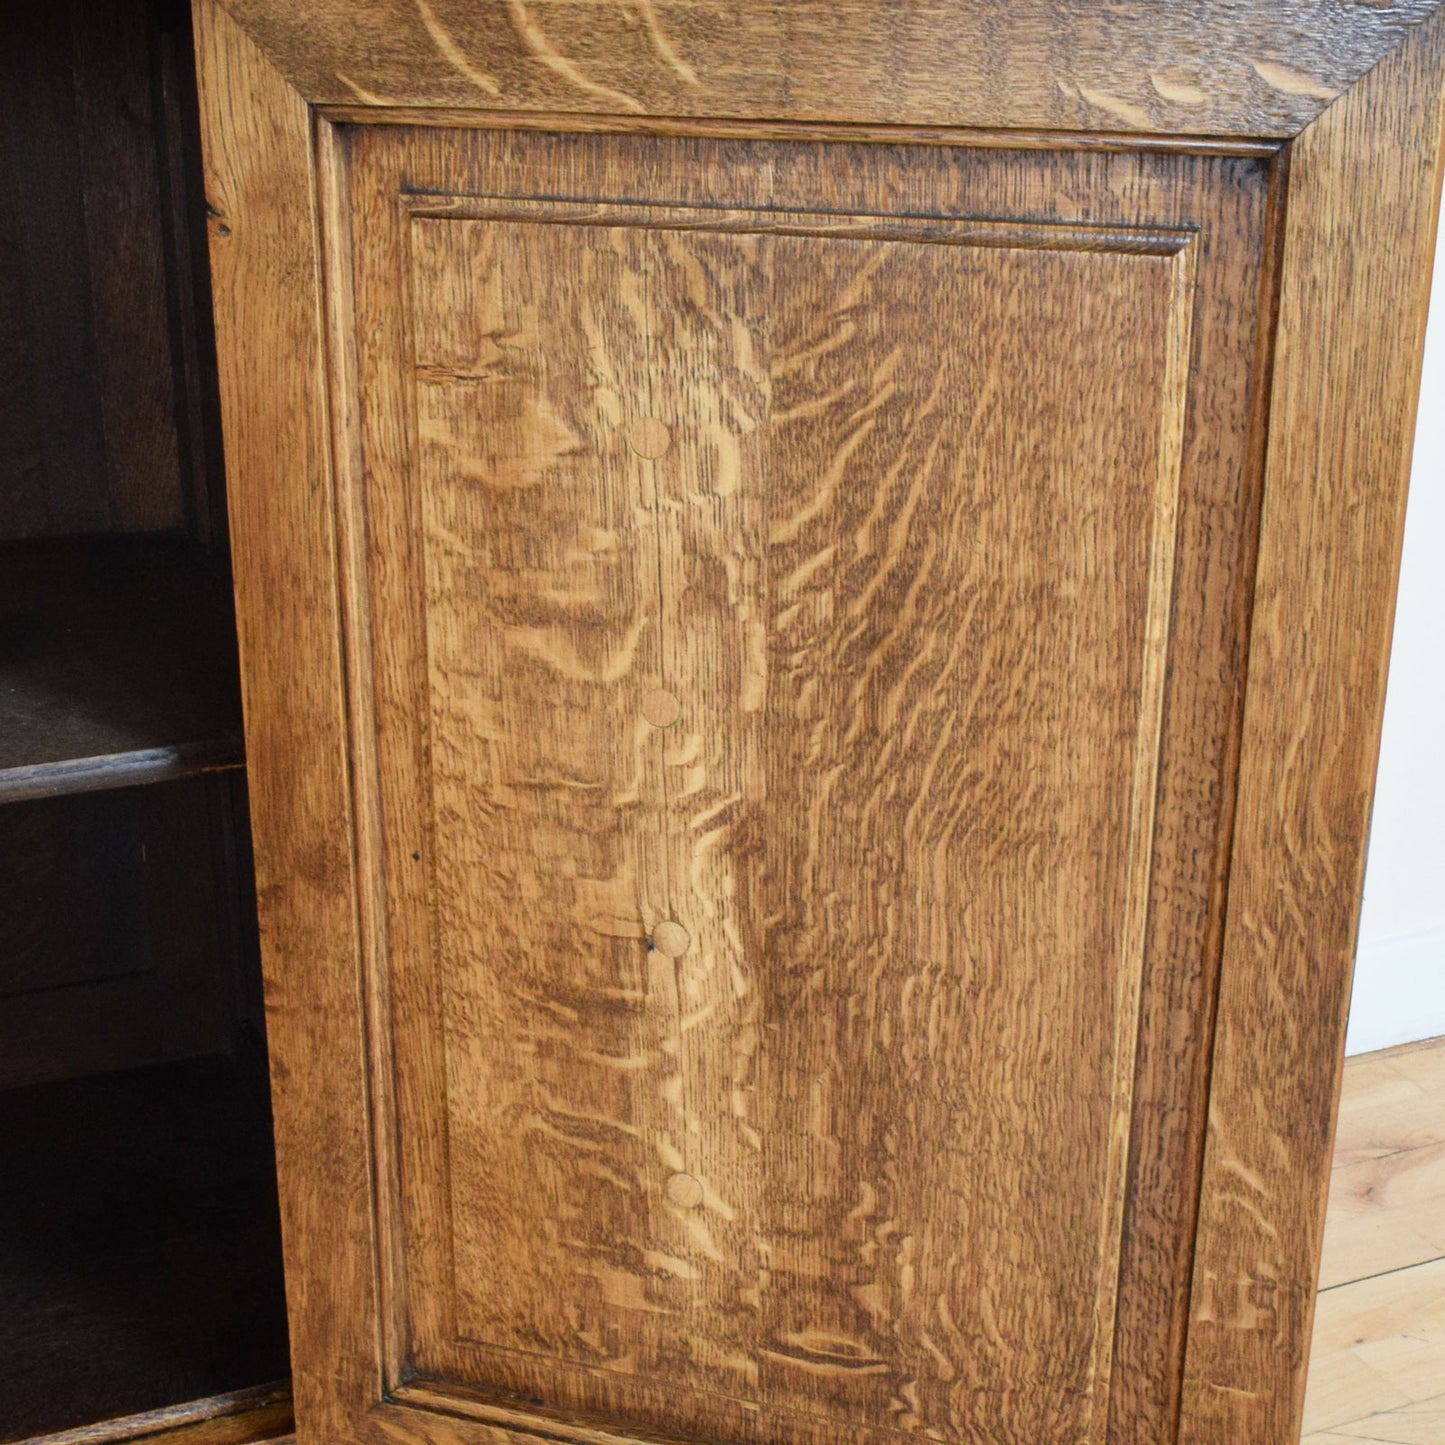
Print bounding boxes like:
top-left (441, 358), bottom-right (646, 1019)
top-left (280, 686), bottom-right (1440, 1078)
top-left (0, 4), bottom-right (290, 1445)
top-left (7, 4), bottom-right (1445, 1445)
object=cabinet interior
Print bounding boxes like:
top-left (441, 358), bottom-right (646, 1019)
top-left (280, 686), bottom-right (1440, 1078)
top-left (0, 2), bottom-right (290, 1440)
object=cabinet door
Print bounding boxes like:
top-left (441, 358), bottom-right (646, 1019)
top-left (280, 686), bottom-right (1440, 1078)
top-left (194, 5), bottom-right (1445, 1444)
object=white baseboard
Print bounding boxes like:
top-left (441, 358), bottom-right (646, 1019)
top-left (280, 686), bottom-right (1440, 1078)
top-left (1346, 926), bottom-right (1445, 1056)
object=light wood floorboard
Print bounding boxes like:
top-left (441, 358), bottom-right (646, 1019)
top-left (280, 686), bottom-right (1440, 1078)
top-left (1303, 1035), bottom-right (1445, 1440)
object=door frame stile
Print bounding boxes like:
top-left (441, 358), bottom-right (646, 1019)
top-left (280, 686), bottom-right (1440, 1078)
top-left (192, 4), bottom-right (382, 1440)
top-left (1177, 13), bottom-right (1445, 1441)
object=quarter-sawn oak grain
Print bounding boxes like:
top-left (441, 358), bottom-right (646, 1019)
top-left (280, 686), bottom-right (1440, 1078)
top-left (332, 124), bottom-right (1270, 1445)
top-left (192, 7), bottom-right (379, 1445)
top-left (213, 0), bottom-right (1437, 139)
top-left (1180, 12), bottom-right (1445, 1444)
top-left (190, 1), bottom-right (1445, 1443)
top-left (396, 197), bottom-right (1190, 1444)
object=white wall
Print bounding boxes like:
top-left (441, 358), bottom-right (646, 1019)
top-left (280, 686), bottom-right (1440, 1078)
top-left (1345, 235), bottom-right (1445, 1056)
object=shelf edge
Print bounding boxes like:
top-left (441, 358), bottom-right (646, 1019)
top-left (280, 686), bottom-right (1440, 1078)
top-left (0, 737), bottom-right (245, 805)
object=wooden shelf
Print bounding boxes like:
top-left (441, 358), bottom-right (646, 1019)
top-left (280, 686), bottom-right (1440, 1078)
top-left (0, 535), bottom-right (244, 803)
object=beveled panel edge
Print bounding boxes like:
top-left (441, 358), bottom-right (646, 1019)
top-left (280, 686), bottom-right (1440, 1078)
top-left (391, 1382), bottom-right (684, 1445)
top-left (215, 0), bottom-right (1445, 140)
top-left (313, 110), bottom-right (415, 1397)
top-left (324, 107), bottom-right (1283, 160)
top-left (1084, 231), bottom-right (1201, 1444)
top-left (1103, 139), bottom-right (1293, 1445)
top-left (404, 192), bottom-right (1198, 256)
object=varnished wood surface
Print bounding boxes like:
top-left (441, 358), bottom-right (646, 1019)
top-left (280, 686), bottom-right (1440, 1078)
top-left (1179, 13), bottom-right (1445, 1445)
top-left (191, 1), bottom-right (1445, 1442)
top-left (334, 124), bottom-right (1272, 1445)
top-left (0, 536), bottom-right (244, 800)
top-left (1302, 1037), bottom-right (1445, 1443)
top-left (400, 198), bottom-right (1189, 1443)
top-left (214, 0), bottom-right (1443, 138)
top-left (355, 134), bottom-right (1277, 1445)
top-left (192, 8), bottom-right (379, 1445)
top-left (318, 109), bottom-right (1284, 160)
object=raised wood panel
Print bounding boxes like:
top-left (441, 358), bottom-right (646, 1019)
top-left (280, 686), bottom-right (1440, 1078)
top-left (339, 143), bottom-right (1278, 1445)
top-left (216, 0), bottom-right (1440, 139)
top-left (399, 203), bottom-right (1190, 1443)
top-left (318, 125), bottom-right (1277, 1445)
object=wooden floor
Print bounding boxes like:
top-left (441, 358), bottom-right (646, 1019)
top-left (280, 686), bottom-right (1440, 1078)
top-left (1303, 1034), bottom-right (1445, 1443)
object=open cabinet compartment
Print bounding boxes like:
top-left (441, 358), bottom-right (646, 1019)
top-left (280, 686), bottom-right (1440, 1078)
top-left (0, 2), bottom-right (290, 1441)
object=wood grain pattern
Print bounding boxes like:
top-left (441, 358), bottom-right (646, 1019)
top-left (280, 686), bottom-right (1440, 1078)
top-left (1304, 1396), bottom-right (1445, 1445)
top-left (1178, 13), bottom-right (1445, 1445)
top-left (1330, 1039), bottom-right (1445, 1170)
top-left (214, 0), bottom-right (1444, 139)
top-left (192, 5), bottom-right (378, 1443)
top-left (316, 109), bottom-right (1284, 162)
top-left (1304, 1258), bottom-right (1445, 1435)
top-left (357, 129), bottom-right (1280, 1445)
top-left (395, 199), bottom-right (1190, 1444)
top-left (1303, 1037), bottom-right (1445, 1439)
top-left (191, 3), bottom-right (1445, 1443)
top-left (1318, 1139), bottom-right (1445, 1291)
top-left (321, 122), bottom-right (1284, 1445)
